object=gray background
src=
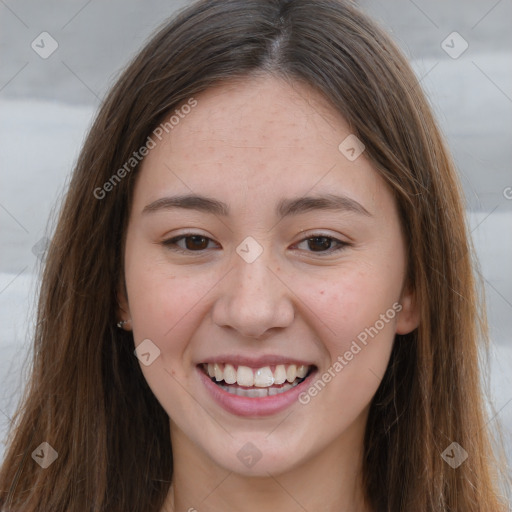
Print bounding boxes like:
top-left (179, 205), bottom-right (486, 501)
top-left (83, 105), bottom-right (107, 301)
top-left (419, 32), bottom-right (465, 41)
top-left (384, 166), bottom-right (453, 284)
top-left (1, 0), bottom-right (511, 477)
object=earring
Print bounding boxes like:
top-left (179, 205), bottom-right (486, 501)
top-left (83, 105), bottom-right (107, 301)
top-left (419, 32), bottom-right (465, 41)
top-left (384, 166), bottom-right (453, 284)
top-left (117, 319), bottom-right (131, 329)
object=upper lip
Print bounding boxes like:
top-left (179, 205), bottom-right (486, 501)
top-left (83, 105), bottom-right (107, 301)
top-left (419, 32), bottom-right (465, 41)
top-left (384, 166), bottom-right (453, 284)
top-left (198, 354), bottom-right (316, 368)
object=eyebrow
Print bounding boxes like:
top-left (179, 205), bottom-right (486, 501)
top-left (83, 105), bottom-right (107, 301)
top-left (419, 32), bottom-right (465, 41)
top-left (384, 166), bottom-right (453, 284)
top-left (142, 193), bottom-right (372, 218)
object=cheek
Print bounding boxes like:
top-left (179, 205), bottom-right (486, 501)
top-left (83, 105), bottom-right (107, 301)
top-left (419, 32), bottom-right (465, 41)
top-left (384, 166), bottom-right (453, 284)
top-left (310, 265), bottom-right (401, 341)
top-left (124, 255), bottom-right (211, 419)
top-left (128, 270), bottom-right (199, 343)
top-left (124, 242), bottom-right (180, 339)
top-left (302, 265), bottom-right (400, 402)
top-left (124, 246), bottom-right (221, 366)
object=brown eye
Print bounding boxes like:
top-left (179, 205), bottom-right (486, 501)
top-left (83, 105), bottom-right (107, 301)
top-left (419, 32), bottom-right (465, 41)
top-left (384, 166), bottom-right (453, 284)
top-left (162, 233), bottom-right (348, 256)
top-left (307, 236), bottom-right (334, 252)
top-left (162, 234), bottom-right (217, 253)
top-left (182, 235), bottom-right (209, 250)
top-left (295, 235), bottom-right (348, 254)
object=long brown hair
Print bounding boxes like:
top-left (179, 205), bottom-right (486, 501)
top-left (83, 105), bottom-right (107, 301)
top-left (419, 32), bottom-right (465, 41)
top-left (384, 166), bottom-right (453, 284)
top-left (0, 1), bottom-right (509, 510)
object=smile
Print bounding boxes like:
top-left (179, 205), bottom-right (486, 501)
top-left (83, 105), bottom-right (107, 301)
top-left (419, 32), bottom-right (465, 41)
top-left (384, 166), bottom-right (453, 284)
top-left (201, 362), bottom-right (312, 397)
top-left (196, 360), bottom-right (318, 416)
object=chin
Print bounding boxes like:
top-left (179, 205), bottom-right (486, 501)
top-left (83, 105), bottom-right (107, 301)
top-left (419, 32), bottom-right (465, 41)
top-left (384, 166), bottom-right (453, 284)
top-left (204, 433), bottom-right (311, 477)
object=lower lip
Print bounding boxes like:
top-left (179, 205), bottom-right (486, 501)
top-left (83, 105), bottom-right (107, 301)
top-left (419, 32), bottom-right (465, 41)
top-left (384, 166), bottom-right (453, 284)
top-left (197, 366), bottom-right (317, 417)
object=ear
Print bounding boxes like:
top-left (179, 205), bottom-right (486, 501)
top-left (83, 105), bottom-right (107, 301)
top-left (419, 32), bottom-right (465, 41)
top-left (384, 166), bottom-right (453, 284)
top-left (395, 283), bottom-right (420, 335)
top-left (116, 279), bottom-right (132, 327)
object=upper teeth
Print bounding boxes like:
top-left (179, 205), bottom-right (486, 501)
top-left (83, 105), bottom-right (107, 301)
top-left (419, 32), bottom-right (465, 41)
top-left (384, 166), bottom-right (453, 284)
top-left (204, 363), bottom-right (310, 388)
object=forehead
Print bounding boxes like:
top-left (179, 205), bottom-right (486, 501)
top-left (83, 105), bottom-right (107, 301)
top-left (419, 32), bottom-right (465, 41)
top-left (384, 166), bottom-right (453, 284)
top-left (134, 75), bottom-right (389, 218)
top-left (166, 76), bottom-right (346, 158)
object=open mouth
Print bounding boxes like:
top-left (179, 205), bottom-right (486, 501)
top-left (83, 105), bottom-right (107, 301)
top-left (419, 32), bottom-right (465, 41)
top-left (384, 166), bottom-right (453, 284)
top-left (199, 362), bottom-right (316, 398)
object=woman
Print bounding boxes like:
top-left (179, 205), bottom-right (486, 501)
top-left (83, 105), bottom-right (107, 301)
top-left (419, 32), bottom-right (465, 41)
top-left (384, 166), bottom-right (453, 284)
top-left (0, 0), bottom-right (509, 510)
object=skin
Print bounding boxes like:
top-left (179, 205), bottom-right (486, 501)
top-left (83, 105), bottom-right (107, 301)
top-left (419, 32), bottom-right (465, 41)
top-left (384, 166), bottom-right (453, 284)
top-left (118, 75), bottom-right (420, 512)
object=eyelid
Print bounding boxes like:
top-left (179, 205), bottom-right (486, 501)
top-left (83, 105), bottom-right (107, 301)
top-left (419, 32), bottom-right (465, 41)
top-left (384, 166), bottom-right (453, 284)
top-left (161, 231), bottom-right (351, 256)
top-left (292, 233), bottom-right (350, 255)
top-left (161, 232), bottom-right (219, 254)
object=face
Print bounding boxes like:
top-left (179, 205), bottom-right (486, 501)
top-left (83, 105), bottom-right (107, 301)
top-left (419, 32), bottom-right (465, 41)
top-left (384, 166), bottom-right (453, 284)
top-left (119, 75), bottom-right (419, 477)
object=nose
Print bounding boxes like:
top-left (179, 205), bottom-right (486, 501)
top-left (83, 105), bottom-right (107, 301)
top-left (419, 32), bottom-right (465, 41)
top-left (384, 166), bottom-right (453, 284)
top-left (211, 248), bottom-right (295, 339)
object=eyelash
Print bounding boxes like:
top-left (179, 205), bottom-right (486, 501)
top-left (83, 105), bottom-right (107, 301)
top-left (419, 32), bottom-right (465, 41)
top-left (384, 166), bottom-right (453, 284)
top-left (161, 232), bottom-right (350, 256)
